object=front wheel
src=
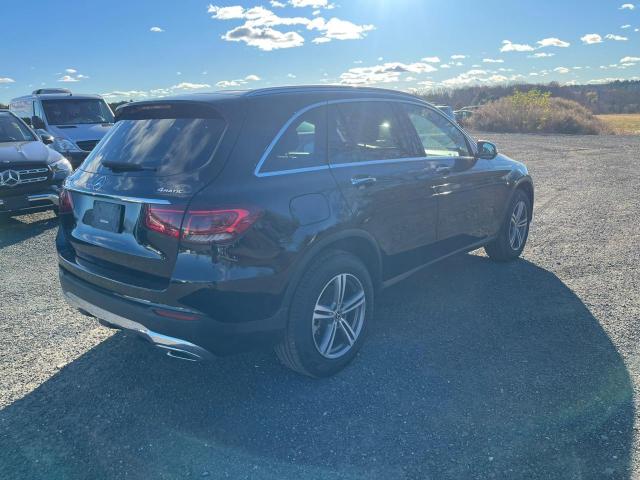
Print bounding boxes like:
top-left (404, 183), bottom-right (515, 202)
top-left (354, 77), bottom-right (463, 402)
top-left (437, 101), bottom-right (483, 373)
top-left (275, 250), bottom-right (374, 377)
top-left (485, 189), bottom-right (532, 262)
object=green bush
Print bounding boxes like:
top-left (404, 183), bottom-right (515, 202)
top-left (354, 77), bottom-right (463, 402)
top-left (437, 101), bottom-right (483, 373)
top-left (469, 90), bottom-right (611, 135)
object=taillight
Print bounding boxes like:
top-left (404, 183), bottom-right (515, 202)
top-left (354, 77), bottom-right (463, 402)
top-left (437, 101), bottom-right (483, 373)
top-left (143, 205), bottom-right (260, 244)
top-left (59, 189), bottom-right (74, 214)
top-left (143, 206), bottom-right (184, 238)
top-left (182, 209), bottom-right (258, 244)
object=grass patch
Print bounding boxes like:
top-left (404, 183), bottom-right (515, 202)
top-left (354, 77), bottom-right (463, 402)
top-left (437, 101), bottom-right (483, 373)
top-left (469, 90), bottom-right (611, 135)
top-left (596, 114), bottom-right (640, 135)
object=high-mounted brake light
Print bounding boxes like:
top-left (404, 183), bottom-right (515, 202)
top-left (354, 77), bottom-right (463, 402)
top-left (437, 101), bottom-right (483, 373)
top-left (143, 205), bottom-right (260, 244)
top-left (59, 189), bottom-right (74, 214)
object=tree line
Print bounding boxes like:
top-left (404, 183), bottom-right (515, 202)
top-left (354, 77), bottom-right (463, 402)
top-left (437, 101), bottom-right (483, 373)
top-left (419, 80), bottom-right (640, 114)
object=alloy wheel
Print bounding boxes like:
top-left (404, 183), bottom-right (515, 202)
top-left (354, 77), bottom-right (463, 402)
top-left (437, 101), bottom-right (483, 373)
top-left (509, 200), bottom-right (529, 251)
top-left (312, 273), bottom-right (366, 359)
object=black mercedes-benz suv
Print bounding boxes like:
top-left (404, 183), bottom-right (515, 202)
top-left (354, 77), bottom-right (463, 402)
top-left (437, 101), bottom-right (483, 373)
top-left (57, 86), bottom-right (534, 377)
top-left (0, 111), bottom-right (72, 218)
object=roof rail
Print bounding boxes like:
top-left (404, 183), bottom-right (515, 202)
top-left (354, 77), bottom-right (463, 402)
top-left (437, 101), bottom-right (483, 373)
top-left (244, 85), bottom-right (421, 99)
top-left (32, 88), bottom-right (72, 95)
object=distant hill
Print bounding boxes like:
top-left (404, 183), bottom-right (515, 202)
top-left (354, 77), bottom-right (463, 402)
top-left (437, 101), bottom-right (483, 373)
top-left (419, 80), bottom-right (640, 114)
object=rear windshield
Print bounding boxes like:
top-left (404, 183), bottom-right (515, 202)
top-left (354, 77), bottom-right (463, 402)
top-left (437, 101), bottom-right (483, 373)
top-left (81, 103), bottom-right (227, 176)
top-left (42, 99), bottom-right (114, 125)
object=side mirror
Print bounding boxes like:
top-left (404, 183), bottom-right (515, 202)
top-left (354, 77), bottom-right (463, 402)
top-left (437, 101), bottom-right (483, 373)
top-left (37, 130), bottom-right (54, 145)
top-left (477, 140), bottom-right (498, 160)
top-left (31, 116), bottom-right (46, 130)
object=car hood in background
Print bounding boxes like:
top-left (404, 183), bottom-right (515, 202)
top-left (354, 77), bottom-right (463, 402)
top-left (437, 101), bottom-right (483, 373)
top-left (0, 141), bottom-right (64, 165)
top-left (48, 123), bottom-right (112, 143)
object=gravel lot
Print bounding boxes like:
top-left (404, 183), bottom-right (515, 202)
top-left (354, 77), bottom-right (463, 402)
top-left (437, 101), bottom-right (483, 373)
top-left (1, 134), bottom-right (639, 479)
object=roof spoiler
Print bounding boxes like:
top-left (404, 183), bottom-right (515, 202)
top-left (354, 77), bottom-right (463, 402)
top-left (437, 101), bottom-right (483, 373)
top-left (32, 88), bottom-right (72, 95)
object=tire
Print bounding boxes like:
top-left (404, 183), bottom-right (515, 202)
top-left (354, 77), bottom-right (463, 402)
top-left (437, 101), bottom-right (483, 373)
top-left (485, 189), bottom-right (532, 262)
top-left (275, 250), bottom-right (374, 378)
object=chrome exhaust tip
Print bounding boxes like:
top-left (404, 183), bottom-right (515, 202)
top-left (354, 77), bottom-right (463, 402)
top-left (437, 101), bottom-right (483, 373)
top-left (157, 345), bottom-right (203, 362)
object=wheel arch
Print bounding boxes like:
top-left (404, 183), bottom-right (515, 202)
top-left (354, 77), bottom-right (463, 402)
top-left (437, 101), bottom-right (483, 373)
top-left (285, 229), bottom-right (383, 305)
top-left (514, 177), bottom-right (535, 219)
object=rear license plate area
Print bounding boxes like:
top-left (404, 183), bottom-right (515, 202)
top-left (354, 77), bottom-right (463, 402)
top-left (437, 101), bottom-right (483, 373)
top-left (90, 200), bottom-right (123, 232)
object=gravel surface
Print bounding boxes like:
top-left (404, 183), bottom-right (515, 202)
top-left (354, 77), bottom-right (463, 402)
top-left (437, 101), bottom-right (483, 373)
top-left (0, 133), bottom-right (639, 479)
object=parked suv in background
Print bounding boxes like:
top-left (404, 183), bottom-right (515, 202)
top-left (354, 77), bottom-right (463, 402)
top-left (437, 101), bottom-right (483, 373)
top-left (10, 89), bottom-right (114, 168)
top-left (0, 111), bottom-right (72, 218)
top-left (57, 86), bottom-right (534, 377)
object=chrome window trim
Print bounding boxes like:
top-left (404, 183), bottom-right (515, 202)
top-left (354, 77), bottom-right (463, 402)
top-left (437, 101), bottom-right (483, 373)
top-left (65, 186), bottom-right (172, 205)
top-left (254, 97), bottom-right (477, 178)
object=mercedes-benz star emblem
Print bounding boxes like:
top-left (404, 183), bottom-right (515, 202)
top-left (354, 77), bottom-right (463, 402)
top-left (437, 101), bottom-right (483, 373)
top-left (0, 170), bottom-right (20, 188)
top-left (91, 176), bottom-right (108, 191)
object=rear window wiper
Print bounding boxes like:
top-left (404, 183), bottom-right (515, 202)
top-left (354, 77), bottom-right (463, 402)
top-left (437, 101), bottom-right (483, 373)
top-left (102, 161), bottom-right (157, 172)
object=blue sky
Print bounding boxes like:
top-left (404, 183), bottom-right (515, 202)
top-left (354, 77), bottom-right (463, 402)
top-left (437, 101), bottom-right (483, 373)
top-left (1, 0), bottom-right (639, 103)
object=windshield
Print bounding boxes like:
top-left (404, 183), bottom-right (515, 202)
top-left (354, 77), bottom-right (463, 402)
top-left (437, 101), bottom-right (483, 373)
top-left (0, 114), bottom-right (36, 143)
top-left (82, 117), bottom-right (227, 175)
top-left (42, 99), bottom-right (114, 126)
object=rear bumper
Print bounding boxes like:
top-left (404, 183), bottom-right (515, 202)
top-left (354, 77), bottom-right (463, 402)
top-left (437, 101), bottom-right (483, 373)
top-left (59, 265), bottom-right (287, 357)
top-left (64, 290), bottom-right (214, 361)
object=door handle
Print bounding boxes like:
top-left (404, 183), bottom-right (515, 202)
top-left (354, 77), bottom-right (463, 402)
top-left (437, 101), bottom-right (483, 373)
top-left (351, 176), bottom-right (377, 187)
top-left (435, 165), bottom-right (451, 175)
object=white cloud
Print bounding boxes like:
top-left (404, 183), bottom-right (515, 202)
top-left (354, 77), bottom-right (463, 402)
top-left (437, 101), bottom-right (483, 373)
top-left (0, 77), bottom-right (15, 84)
top-left (619, 3), bottom-right (635, 9)
top-left (483, 58), bottom-right (504, 63)
top-left (208, 4), bottom-right (372, 50)
top-left (500, 40), bottom-right (535, 52)
top-left (270, 0), bottom-right (286, 6)
top-left (172, 82), bottom-right (211, 90)
top-left (537, 37), bottom-right (570, 48)
top-left (65, 68), bottom-right (77, 74)
top-left (340, 61), bottom-right (438, 85)
top-left (581, 33), bottom-right (603, 44)
top-left (290, 0), bottom-right (334, 7)
top-left (422, 56), bottom-right (441, 63)
top-left (605, 34), bottom-right (628, 41)
top-left (589, 76), bottom-right (640, 84)
top-left (308, 17), bottom-right (375, 44)
top-left (553, 67), bottom-right (570, 74)
top-left (208, 5), bottom-right (246, 19)
top-left (451, 54), bottom-right (466, 59)
top-left (223, 25), bottom-right (305, 50)
top-left (58, 75), bottom-right (79, 83)
top-left (150, 26), bottom-right (164, 32)
top-left (440, 69), bottom-right (517, 88)
top-left (621, 56), bottom-right (640, 63)
top-left (621, 24), bottom-right (631, 29)
top-left (102, 90), bottom-right (149, 99)
top-left (287, 73), bottom-right (297, 78)
top-left (215, 74), bottom-right (261, 88)
top-left (530, 52), bottom-right (555, 58)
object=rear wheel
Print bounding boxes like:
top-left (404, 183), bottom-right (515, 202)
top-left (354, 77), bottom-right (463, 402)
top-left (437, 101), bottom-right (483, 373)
top-left (485, 189), bottom-right (531, 262)
top-left (275, 250), bottom-right (373, 377)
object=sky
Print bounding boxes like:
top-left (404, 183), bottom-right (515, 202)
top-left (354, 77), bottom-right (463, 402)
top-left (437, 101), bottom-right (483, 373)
top-left (0, 0), bottom-right (639, 104)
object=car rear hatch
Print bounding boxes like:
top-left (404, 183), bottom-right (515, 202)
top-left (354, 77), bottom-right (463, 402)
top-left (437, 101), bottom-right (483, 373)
top-left (59, 99), bottom-right (245, 292)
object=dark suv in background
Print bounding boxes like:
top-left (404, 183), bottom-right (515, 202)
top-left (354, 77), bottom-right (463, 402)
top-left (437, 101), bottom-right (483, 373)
top-left (0, 110), bottom-right (72, 218)
top-left (57, 86), bottom-right (533, 377)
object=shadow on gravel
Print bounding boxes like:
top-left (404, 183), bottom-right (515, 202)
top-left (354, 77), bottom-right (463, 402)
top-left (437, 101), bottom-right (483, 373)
top-left (0, 213), bottom-right (58, 250)
top-left (0, 255), bottom-right (633, 479)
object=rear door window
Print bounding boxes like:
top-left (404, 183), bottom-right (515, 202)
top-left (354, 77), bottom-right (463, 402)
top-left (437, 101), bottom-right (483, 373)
top-left (81, 103), bottom-right (227, 176)
top-left (329, 101), bottom-right (419, 165)
top-left (259, 105), bottom-right (327, 174)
